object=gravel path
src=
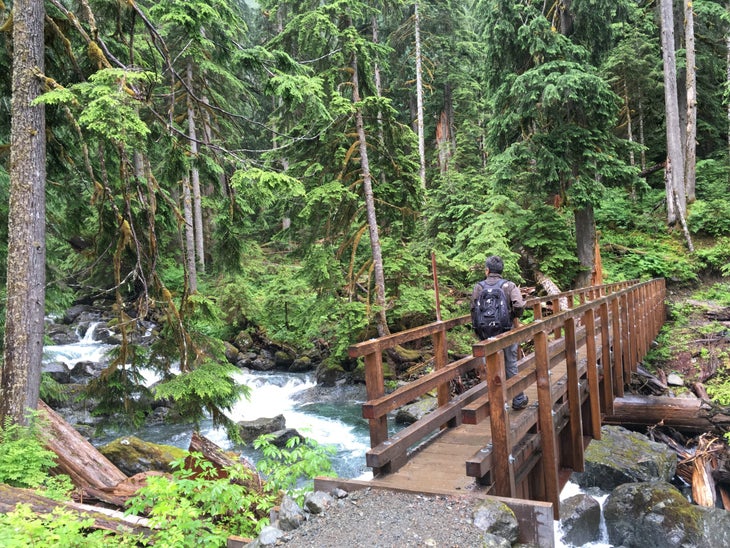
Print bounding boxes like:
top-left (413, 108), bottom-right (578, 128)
top-left (276, 488), bottom-right (501, 547)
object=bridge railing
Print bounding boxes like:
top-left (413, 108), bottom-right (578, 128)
top-left (348, 279), bottom-right (647, 476)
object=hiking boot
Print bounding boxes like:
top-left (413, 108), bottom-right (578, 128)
top-left (512, 397), bottom-right (529, 411)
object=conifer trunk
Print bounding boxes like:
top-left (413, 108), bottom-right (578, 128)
top-left (1, 0), bottom-right (47, 425)
top-left (352, 51), bottom-right (390, 337)
top-left (414, 2), bottom-right (426, 190)
top-left (660, 0), bottom-right (687, 225)
top-left (684, 1), bottom-right (697, 204)
top-left (187, 62), bottom-right (205, 272)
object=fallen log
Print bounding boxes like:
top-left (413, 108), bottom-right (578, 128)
top-left (603, 394), bottom-right (730, 434)
top-left (37, 401), bottom-right (128, 488)
top-left (0, 484), bottom-right (153, 537)
top-left (186, 431), bottom-right (263, 492)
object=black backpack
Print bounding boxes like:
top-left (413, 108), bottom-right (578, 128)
top-left (473, 279), bottom-right (512, 339)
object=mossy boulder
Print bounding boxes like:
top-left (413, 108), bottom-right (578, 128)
top-left (571, 425), bottom-right (677, 491)
top-left (100, 435), bottom-right (186, 476)
top-left (603, 481), bottom-right (730, 548)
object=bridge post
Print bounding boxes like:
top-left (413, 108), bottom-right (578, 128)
top-left (599, 302), bottom-right (614, 415)
top-left (611, 298), bottom-right (625, 397)
top-left (563, 318), bottom-right (585, 472)
top-left (535, 330), bottom-right (560, 518)
top-left (583, 308), bottom-right (602, 440)
top-left (432, 327), bottom-right (455, 425)
top-left (363, 350), bottom-right (388, 474)
top-left (619, 293), bottom-right (632, 386)
top-left (485, 350), bottom-right (516, 497)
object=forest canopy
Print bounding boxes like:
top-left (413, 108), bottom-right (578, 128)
top-left (1, 0), bottom-right (730, 426)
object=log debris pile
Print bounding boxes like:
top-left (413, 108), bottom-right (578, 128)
top-left (650, 428), bottom-right (730, 510)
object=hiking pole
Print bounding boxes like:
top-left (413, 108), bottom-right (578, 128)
top-left (431, 251), bottom-right (442, 322)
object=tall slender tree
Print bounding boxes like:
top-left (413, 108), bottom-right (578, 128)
top-left (1, 0), bottom-right (46, 425)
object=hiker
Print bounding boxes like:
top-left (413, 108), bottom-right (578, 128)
top-left (470, 255), bottom-right (528, 410)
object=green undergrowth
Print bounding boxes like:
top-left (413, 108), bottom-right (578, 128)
top-left (0, 421), bottom-right (337, 546)
top-left (644, 282), bottom-right (730, 406)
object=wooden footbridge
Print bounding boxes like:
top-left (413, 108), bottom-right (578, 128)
top-left (315, 278), bottom-right (667, 546)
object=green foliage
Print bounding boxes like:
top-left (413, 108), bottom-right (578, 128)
top-left (35, 69), bottom-right (156, 149)
top-left (253, 434), bottom-right (336, 505)
top-left (695, 238), bottom-right (730, 276)
top-left (126, 453), bottom-right (275, 543)
top-left (0, 414), bottom-right (61, 491)
top-left (153, 360), bottom-right (248, 437)
top-left (692, 282), bottom-right (730, 307)
top-left (689, 158), bottom-right (730, 237)
top-left (0, 504), bottom-right (139, 547)
top-left (706, 377), bottom-right (730, 407)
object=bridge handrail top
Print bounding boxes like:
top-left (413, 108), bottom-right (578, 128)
top-left (348, 279), bottom-right (648, 357)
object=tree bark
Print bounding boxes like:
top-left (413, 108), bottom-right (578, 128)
top-left (574, 205), bottom-right (596, 288)
top-left (0, 484), bottom-right (153, 537)
top-left (1, 0), bottom-right (47, 425)
top-left (660, 0), bottom-right (687, 225)
top-left (604, 394), bottom-right (730, 434)
top-left (187, 62), bottom-right (205, 273)
top-left (414, 2), bottom-right (427, 189)
top-left (352, 51), bottom-right (390, 337)
top-left (38, 401), bottom-right (128, 489)
top-left (684, 1), bottom-right (697, 203)
top-left (182, 174), bottom-right (198, 293)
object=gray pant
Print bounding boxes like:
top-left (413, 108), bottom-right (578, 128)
top-left (504, 342), bottom-right (527, 407)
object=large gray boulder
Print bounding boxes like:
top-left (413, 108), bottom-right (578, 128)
top-left (559, 494), bottom-right (601, 546)
top-left (237, 414), bottom-right (286, 442)
top-left (604, 481), bottom-right (730, 548)
top-left (571, 425), bottom-right (677, 491)
top-left (395, 396), bottom-right (438, 424)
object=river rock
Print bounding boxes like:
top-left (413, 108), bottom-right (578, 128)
top-left (62, 304), bottom-right (95, 324)
top-left (233, 329), bottom-right (254, 352)
top-left (471, 497), bottom-right (519, 543)
top-left (570, 425), bottom-right (677, 491)
top-left (43, 362), bottom-right (71, 384)
top-left (304, 491), bottom-right (334, 514)
top-left (604, 481), bottom-right (728, 548)
top-left (223, 341), bottom-right (239, 364)
top-left (559, 493), bottom-right (601, 546)
top-left (395, 396), bottom-right (438, 424)
top-left (269, 428), bottom-right (303, 448)
top-left (237, 414), bottom-right (286, 442)
top-left (99, 435), bottom-right (186, 476)
top-left (278, 494), bottom-right (307, 531)
top-left (274, 350), bottom-right (295, 368)
top-left (289, 356), bottom-right (313, 372)
top-left (46, 323), bottom-right (80, 345)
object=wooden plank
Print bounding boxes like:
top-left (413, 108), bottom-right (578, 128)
top-left (362, 355), bottom-right (481, 419)
top-left (365, 382), bottom-right (488, 469)
top-left (620, 293), bottom-right (632, 386)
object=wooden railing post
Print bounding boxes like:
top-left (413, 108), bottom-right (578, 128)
top-left (563, 317), bottom-right (584, 472)
top-left (535, 330), bottom-right (560, 517)
top-left (432, 325), bottom-right (455, 425)
top-left (583, 308), bottom-right (602, 440)
top-left (599, 301), bottom-right (614, 415)
top-left (611, 298), bottom-right (625, 397)
top-left (485, 350), bottom-right (516, 497)
top-left (364, 350), bottom-right (388, 474)
top-left (620, 293), bottom-right (632, 386)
